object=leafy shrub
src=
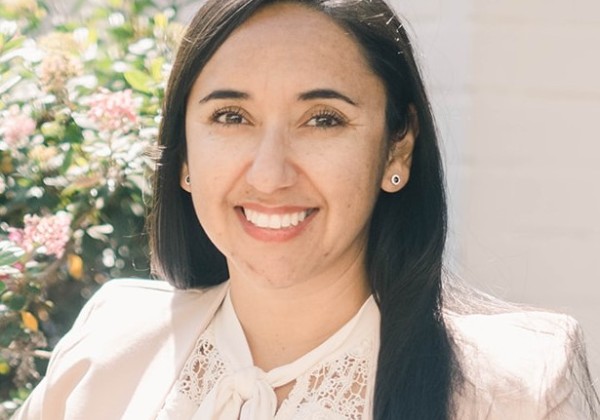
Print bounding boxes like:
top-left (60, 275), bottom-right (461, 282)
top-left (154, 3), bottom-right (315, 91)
top-left (0, 0), bottom-right (182, 415)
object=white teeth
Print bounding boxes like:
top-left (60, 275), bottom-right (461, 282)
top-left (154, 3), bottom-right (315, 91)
top-left (256, 213), bottom-right (269, 228)
top-left (290, 212), bottom-right (299, 226)
top-left (243, 208), bottom-right (311, 230)
top-left (268, 215), bottom-right (281, 229)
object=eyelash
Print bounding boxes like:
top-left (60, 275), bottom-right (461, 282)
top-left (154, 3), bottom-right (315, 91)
top-left (209, 106), bottom-right (347, 129)
top-left (306, 108), bottom-right (347, 129)
top-left (210, 106), bottom-right (249, 126)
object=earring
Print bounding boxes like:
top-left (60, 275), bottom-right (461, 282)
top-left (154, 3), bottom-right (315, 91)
top-left (391, 174), bottom-right (401, 186)
top-left (185, 175), bottom-right (191, 185)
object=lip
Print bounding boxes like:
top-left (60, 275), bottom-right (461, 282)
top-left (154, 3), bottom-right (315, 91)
top-left (235, 204), bottom-right (318, 242)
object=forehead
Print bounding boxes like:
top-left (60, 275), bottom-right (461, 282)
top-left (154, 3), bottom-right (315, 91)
top-left (192, 3), bottom-right (382, 96)
top-left (224, 3), bottom-right (360, 54)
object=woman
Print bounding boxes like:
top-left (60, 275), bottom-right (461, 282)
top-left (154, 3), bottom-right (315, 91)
top-left (13, 0), bottom-right (599, 419)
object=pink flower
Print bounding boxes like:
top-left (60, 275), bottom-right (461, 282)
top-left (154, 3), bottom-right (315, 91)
top-left (0, 105), bottom-right (36, 148)
top-left (87, 89), bottom-right (138, 133)
top-left (8, 228), bottom-right (24, 245)
top-left (8, 212), bottom-right (72, 258)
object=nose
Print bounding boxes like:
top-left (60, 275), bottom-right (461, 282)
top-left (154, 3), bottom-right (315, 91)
top-left (245, 126), bottom-right (297, 194)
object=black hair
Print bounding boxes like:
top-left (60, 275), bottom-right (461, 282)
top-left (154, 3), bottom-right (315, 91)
top-left (149, 0), bottom-right (455, 418)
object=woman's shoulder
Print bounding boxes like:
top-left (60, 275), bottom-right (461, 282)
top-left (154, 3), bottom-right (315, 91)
top-left (91, 277), bottom-right (206, 298)
top-left (87, 278), bottom-right (227, 310)
top-left (446, 309), bottom-right (595, 418)
top-left (85, 278), bottom-right (175, 307)
top-left (97, 277), bottom-right (177, 292)
top-left (446, 310), bottom-right (579, 387)
top-left (66, 278), bottom-right (230, 341)
top-left (447, 309), bottom-right (579, 364)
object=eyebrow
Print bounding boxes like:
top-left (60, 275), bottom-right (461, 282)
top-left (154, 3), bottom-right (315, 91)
top-left (198, 88), bottom-right (358, 106)
top-left (298, 89), bottom-right (357, 106)
top-left (199, 90), bottom-right (250, 103)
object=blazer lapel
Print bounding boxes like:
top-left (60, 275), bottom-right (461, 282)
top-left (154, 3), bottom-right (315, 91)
top-left (121, 282), bottom-right (229, 419)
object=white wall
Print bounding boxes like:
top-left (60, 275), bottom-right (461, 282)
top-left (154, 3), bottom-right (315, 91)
top-left (394, 0), bottom-right (600, 385)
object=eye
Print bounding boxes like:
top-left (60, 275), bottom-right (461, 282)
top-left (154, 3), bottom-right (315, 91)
top-left (305, 109), bottom-right (346, 128)
top-left (210, 106), bottom-right (250, 125)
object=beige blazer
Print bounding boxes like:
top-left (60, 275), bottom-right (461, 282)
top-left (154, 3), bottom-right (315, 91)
top-left (13, 279), bottom-right (594, 419)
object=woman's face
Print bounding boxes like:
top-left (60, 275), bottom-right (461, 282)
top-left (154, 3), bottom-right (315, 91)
top-left (182, 3), bottom-right (413, 288)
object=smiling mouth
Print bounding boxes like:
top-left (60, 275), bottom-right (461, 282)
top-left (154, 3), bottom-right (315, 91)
top-left (241, 207), bottom-right (316, 230)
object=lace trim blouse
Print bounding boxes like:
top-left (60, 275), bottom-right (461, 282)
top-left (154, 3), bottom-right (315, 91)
top-left (156, 292), bottom-right (380, 420)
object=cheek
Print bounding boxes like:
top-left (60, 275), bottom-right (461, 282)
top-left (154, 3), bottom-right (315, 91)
top-left (185, 130), bottom-right (248, 188)
top-left (186, 177), bottom-right (231, 257)
top-left (184, 141), bottom-right (234, 231)
top-left (322, 136), bottom-right (387, 190)
top-left (347, 140), bottom-right (388, 209)
top-left (311, 139), bottom-right (386, 218)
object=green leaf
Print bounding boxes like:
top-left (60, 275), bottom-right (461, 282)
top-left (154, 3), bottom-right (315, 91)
top-left (10, 386), bottom-right (33, 402)
top-left (133, 0), bottom-right (155, 14)
top-left (3, 35), bottom-right (25, 52)
top-left (6, 294), bottom-right (26, 311)
top-left (40, 121), bottom-right (65, 139)
top-left (0, 323), bottom-right (21, 347)
top-left (124, 69), bottom-right (154, 94)
top-left (0, 75), bottom-right (21, 96)
top-left (0, 282), bottom-right (6, 294)
top-left (60, 145), bottom-right (74, 173)
top-left (25, 282), bottom-right (41, 294)
top-left (0, 241), bottom-right (25, 266)
top-left (63, 122), bottom-right (84, 144)
top-left (149, 57), bottom-right (164, 81)
top-left (110, 25), bottom-right (134, 42)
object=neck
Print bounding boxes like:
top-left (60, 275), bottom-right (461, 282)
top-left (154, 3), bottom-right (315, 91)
top-left (228, 262), bottom-right (371, 372)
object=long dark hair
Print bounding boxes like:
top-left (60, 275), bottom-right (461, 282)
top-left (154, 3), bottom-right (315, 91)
top-left (149, 0), bottom-right (458, 418)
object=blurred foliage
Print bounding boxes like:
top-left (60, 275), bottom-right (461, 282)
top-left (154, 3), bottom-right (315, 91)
top-left (0, 0), bottom-right (183, 415)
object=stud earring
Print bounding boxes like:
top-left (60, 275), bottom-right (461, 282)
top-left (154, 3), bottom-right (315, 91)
top-left (185, 175), bottom-right (191, 185)
top-left (391, 174), bottom-right (401, 186)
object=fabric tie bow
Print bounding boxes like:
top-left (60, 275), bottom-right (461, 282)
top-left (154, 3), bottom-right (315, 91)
top-left (192, 365), bottom-right (289, 420)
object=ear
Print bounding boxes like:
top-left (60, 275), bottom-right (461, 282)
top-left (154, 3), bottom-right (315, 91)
top-left (381, 106), bottom-right (417, 193)
top-left (180, 162), bottom-right (191, 192)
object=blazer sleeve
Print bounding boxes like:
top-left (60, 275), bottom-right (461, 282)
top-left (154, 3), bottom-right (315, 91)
top-left (543, 319), bottom-right (599, 420)
top-left (450, 311), bottom-right (600, 420)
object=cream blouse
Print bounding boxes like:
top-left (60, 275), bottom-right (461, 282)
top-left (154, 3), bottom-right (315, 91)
top-left (156, 292), bottom-right (380, 420)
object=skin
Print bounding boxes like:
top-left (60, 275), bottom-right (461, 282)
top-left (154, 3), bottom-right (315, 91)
top-left (181, 2), bottom-right (415, 404)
